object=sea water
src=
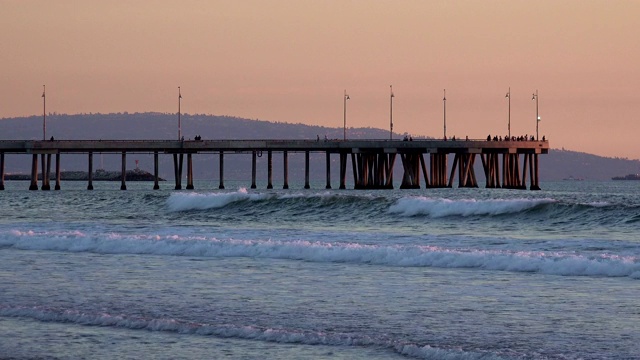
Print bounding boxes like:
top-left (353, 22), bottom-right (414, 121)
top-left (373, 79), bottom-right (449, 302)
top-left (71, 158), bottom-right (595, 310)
top-left (0, 180), bottom-right (639, 359)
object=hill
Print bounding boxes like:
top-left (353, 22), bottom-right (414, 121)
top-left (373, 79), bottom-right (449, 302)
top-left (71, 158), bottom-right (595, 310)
top-left (1, 112), bottom-right (638, 181)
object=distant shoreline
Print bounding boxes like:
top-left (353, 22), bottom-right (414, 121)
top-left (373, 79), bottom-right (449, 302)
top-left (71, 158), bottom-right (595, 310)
top-left (3, 168), bottom-right (164, 181)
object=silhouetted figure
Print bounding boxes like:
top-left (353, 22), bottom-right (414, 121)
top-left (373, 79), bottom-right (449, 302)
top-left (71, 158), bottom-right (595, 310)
top-left (50, 136), bottom-right (54, 141)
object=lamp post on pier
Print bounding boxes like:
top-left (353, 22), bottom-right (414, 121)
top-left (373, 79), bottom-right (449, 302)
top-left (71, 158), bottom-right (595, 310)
top-left (343, 90), bottom-right (349, 140)
top-left (532, 90), bottom-right (540, 140)
top-left (443, 89), bottom-right (447, 140)
top-left (389, 85), bottom-right (394, 140)
top-left (178, 87), bottom-right (182, 140)
top-left (42, 85), bottom-right (46, 140)
top-left (505, 87), bottom-right (511, 138)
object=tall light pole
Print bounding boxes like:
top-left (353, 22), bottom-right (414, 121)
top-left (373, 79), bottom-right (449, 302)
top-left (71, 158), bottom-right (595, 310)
top-left (389, 85), bottom-right (394, 140)
top-left (443, 89), bottom-right (447, 140)
top-left (343, 90), bottom-right (349, 140)
top-left (505, 87), bottom-right (511, 138)
top-left (178, 86), bottom-right (182, 140)
top-left (532, 90), bottom-right (539, 140)
top-left (42, 85), bottom-right (46, 140)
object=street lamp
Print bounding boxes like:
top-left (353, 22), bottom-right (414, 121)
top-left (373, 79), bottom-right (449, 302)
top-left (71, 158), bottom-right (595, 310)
top-left (505, 87), bottom-right (511, 138)
top-left (389, 85), bottom-right (394, 140)
top-left (532, 90), bottom-right (540, 140)
top-left (42, 85), bottom-right (46, 140)
top-left (443, 89), bottom-right (447, 140)
top-left (178, 86), bottom-right (182, 140)
top-left (343, 90), bottom-right (350, 140)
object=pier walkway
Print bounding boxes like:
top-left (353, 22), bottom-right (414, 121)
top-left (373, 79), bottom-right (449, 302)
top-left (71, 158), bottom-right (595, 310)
top-left (0, 139), bottom-right (549, 191)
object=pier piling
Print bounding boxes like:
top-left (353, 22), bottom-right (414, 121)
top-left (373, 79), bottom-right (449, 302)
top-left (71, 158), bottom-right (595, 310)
top-left (219, 151), bottom-right (225, 189)
top-left (87, 152), bottom-right (94, 190)
top-left (120, 151), bottom-right (127, 190)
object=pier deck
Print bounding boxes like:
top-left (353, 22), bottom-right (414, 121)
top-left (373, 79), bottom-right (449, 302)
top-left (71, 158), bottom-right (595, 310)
top-left (0, 139), bottom-right (549, 191)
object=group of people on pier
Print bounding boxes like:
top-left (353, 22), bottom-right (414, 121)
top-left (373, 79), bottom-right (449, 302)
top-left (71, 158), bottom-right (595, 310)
top-left (487, 134), bottom-right (545, 142)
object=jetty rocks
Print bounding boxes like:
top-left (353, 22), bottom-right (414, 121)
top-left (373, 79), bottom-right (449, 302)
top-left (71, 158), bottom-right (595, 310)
top-left (5, 168), bottom-right (164, 181)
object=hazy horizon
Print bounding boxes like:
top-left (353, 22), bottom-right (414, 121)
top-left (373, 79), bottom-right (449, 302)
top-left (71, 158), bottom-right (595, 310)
top-left (2, 0), bottom-right (639, 159)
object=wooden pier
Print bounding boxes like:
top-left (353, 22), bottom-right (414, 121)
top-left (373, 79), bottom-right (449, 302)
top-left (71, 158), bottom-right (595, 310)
top-left (0, 139), bottom-right (549, 191)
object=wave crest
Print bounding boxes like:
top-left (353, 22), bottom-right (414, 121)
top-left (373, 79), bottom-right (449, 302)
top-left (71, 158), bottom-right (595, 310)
top-left (388, 197), bottom-right (556, 217)
top-left (2, 230), bottom-right (638, 279)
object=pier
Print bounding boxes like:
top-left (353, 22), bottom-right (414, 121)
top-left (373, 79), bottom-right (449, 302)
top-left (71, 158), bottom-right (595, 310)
top-left (0, 139), bottom-right (549, 191)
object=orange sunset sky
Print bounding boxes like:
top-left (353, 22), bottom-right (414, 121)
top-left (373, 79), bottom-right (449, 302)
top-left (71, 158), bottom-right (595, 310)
top-left (1, 1), bottom-right (639, 159)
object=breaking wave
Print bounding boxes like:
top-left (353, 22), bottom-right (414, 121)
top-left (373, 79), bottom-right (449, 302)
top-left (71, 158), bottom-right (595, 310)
top-left (388, 197), bottom-right (556, 217)
top-left (2, 230), bottom-right (639, 279)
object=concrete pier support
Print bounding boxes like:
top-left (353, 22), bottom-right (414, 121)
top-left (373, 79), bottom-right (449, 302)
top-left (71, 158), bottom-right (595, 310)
top-left (41, 154), bottom-right (51, 190)
top-left (186, 153), bottom-right (194, 190)
top-left (304, 151), bottom-right (310, 189)
top-left (251, 151), bottom-right (257, 189)
top-left (267, 150), bottom-right (273, 189)
top-left (29, 154), bottom-right (38, 190)
top-left (325, 151), bottom-right (331, 189)
top-left (282, 151), bottom-right (289, 189)
top-left (522, 153), bottom-right (529, 189)
top-left (530, 153), bottom-right (541, 190)
top-left (352, 153), bottom-right (394, 189)
top-left (400, 153), bottom-right (421, 189)
top-left (386, 153), bottom-right (396, 189)
top-left (429, 153), bottom-right (449, 188)
top-left (449, 153), bottom-right (478, 188)
top-left (0, 152), bottom-right (4, 190)
top-left (153, 152), bottom-right (160, 190)
top-left (219, 151), bottom-right (225, 189)
top-left (339, 152), bottom-right (347, 189)
top-left (54, 153), bottom-right (61, 190)
top-left (502, 153), bottom-right (523, 189)
top-left (419, 154), bottom-right (430, 188)
top-left (87, 152), bottom-right (94, 190)
top-left (173, 153), bottom-right (183, 190)
top-left (481, 153), bottom-right (501, 188)
top-left (120, 151), bottom-right (127, 190)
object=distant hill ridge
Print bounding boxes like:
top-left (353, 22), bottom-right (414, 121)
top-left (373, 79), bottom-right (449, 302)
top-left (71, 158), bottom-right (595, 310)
top-left (1, 112), bottom-right (639, 181)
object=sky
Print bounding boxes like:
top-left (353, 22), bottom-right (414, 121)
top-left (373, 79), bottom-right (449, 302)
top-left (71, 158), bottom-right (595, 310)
top-left (1, 0), bottom-right (639, 159)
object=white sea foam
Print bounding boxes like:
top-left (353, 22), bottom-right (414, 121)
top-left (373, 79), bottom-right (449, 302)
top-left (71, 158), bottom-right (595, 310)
top-left (2, 229), bottom-right (639, 279)
top-left (388, 197), bottom-right (556, 217)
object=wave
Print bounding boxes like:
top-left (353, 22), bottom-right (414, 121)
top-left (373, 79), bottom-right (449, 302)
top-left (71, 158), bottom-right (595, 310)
top-left (388, 197), bottom-right (556, 218)
top-left (167, 188), bottom-right (270, 211)
top-left (166, 188), bottom-right (383, 212)
top-left (165, 190), bottom-right (640, 233)
top-left (3, 230), bottom-right (639, 279)
top-left (0, 306), bottom-right (507, 360)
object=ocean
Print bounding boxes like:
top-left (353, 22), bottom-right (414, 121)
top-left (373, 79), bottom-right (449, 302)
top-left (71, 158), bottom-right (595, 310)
top-left (0, 179), bottom-right (638, 359)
